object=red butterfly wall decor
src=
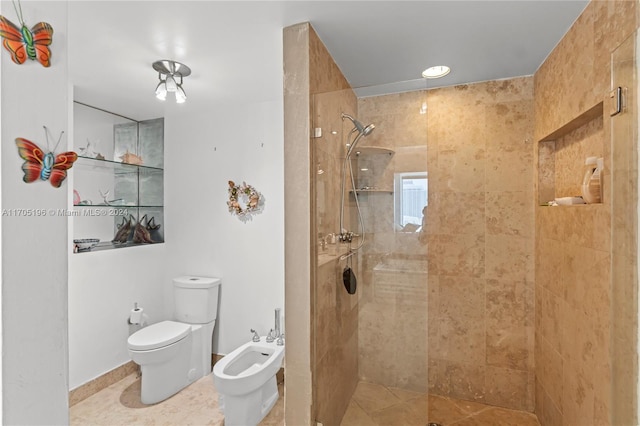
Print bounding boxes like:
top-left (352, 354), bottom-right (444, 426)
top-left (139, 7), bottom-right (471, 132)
top-left (0, 0), bottom-right (53, 67)
top-left (16, 127), bottom-right (77, 188)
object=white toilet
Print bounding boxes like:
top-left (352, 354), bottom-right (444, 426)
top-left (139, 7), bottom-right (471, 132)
top-left (213, 337), bottom-right (284, 426)
top-left (127, 276), bottom-right (221, 404)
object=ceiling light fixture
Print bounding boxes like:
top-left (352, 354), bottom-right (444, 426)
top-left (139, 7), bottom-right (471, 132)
top-left (153, 60), bottom-right (191, 104)
top-left (422, 65), bottom-right (450, 79)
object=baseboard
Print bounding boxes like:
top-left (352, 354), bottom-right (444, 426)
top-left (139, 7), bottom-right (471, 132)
top-left (69, 361), bottom-right (139, 407)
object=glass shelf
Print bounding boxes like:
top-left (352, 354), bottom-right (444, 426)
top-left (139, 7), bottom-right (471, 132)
top-left (75, 240), bottom-right (158, 253)
top-left (353, 146), bottom-right (395, 156)
top-left (75, 156), bottom-right (163, 175)
top-left (350, 189), bottom-right (393, 194)
top-left (73, 204), bottom-right (164, 208)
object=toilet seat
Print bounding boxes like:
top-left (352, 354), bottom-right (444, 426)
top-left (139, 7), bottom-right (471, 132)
top-left (128, 321), bottom-right (191, 351)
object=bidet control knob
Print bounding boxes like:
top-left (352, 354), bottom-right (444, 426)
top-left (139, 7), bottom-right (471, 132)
top-left (250, 329), bottom-right (260, 342)
top-left (276, 333), bottom-right (284, 346)
top-left (266, 329), bottom-right (275, 343)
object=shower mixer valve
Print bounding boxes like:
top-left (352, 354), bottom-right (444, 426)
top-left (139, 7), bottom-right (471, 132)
top-left (338, 231), bottom-right (357, 243)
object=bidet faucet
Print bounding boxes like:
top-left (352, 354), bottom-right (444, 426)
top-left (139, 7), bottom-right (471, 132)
top-left (250, 328), bottom-right (260, 342)
top-left (274, 308), bottom-right (281, 338)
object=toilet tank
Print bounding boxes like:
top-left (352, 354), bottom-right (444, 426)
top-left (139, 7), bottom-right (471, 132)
top-left (173, 276), bottom-right (221, 324)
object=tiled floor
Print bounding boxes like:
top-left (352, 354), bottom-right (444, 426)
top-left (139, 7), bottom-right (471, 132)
top-left (341, 381), bottom-right (541, 426)
top-left (69, 372), bottom-right (283, 426)
top-left (70, 375), bottom-right (539, 426)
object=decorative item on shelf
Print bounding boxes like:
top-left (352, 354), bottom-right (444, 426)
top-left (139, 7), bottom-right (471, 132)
top-left (153, 59), bottom-right (190, 104)
top-left (112, 215), bottom-right (133, 244)
top-left (119, 150), bottom-right (143, 165)
top-left (227, 180), bottom-right (264, 221)
top-left (146, 216), bottom-right (162, 242)
top-left (73, 189), bottom-right (81, 206)
top-left (77, 138), bottom-right (94, 157)
top-left (73, 238), bottom-right (100, 252)
top-left (0, 0), bottom-right (53, 67)
top-left (99, 189), bottom-right (124, 206)
top-left (133, 214), bottom-right (154, 244)
top-left (15, 126), bottom-right (77, 188)
top-left (78, 138), bottom-right (104, 159)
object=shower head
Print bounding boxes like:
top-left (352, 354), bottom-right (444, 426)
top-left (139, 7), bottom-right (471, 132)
top-left (342, 113), bottom-right (375, 157)
top-left (341, 113), bottom-right (375, 137)
top-left (362, 123), bottom-right (375, 136)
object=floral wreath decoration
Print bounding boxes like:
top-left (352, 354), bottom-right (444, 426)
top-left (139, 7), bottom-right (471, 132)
top-left (227, 180), bottom-right (264, 218)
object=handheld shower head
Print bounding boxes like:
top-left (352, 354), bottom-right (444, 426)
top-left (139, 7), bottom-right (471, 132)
top-left (342, 113), bottom-right (375, 157)
top-left (341, 113), bottom-right (364, 133)
top-left (341, 113), bottom-right (375, 137)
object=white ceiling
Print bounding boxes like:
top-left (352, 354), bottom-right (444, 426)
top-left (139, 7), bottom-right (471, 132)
top-left (68, 1), bottom-right (589, 121)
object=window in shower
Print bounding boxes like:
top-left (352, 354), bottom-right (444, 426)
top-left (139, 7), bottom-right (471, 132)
top-left (393, 172), bottom-right (428, 231)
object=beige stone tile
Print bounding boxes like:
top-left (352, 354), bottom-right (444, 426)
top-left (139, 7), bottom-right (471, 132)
top-left (540, 286), bottom-right (563, 355)
top-left (486, 191), bottom-right (533, 238)
top-left (388, 386), bottom-right (423, 402)
top-left (451, 406), bottom-right (540, 426)
top-left (484, 366), bottom-right (531, 412)
top-left (339, 399), bottom-right (376, 426)
top-left (437, 234), bottom-right (485, 277)
top-left (535, 237), bottom-right (564, 297)
top-left (485, 234), bottom-right (533, 282)
top-left (435, 276), bottom-right (485, 364)
top-left (486, 278), bottom-right (532, 371)
top-left (426, 394), bottom-right (470, 425)
top-left (438, 147), bottom-right (486, 194)
top-left (351, 381), bottom-right (401, 414)
top-left (437, 191), bottom-right (485, 236)
top-left (537, 338), bottom-right (563, 416)
top-left (485, 148), bottom-right (533, 193)
top-left (368, 401), bottom-right (423, 426)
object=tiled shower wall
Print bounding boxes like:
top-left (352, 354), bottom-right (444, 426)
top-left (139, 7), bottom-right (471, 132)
top-left (534, 1), bottom-right (638, 425)
top-left (356, 91), bottom-right (429, 392)
top-left (426, 78), bottom-right (535, 411)
top-left (357, 77), bottom-right (536, 411)
top-left (309, 27), bottom-right (360, 426)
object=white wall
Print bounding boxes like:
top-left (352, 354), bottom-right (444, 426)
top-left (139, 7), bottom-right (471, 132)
top-left (164, 100), bottom-right (285, 355)
top-left (1, 1), bottom-right (70, 423)
top-left (68, 245), bottom-right (166, 389)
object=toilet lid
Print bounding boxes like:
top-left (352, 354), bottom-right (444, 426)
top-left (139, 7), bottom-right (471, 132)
top-left (127, 321), bottom-right (191, 351)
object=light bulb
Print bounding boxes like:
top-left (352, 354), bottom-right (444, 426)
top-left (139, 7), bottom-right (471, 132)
top-left (175, 85), bottom-right (187, 103)
top-left (155, 81), bottom-right (167, 101)
top-left (165, 75), bottom-right (177, 92)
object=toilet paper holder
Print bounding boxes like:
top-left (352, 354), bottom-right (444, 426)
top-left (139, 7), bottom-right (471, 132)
top-left (128, 303), bottom-right (144, 325)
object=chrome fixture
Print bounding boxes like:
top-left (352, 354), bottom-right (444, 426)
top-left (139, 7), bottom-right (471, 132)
top-left (276, 333), bottom-right (284, 346)
top-left (339, 113), bottom-right (375, 247)
top-left (250, 328), bottom-right (260, 342)
top-left (341, 113), bottom-right (375, 157)
top-left (266, 329), bottom-right (275, 343)
top-left (153, 59), bottom-right (191, 104)
top-left (274, 308), bottom-right (281, 338)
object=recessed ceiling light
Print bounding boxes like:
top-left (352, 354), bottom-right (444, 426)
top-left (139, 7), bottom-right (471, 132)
top-left (422, 65), bottom-right (450, 79)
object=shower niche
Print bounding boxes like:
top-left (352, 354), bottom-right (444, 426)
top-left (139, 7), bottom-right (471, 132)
top-left (350, 146), bottom-right (394, 193)
top-left (537, 101), bottom-right (605, 205)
